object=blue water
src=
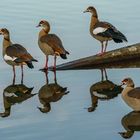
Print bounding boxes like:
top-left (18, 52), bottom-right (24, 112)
top-left (0, 0), bottom-right (140, 140)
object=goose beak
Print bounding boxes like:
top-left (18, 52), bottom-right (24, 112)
top-left (121, 81), bottom-right (125, 86)
top-left (83, 9), bottom-right (89, 13)
top-left (36, 24), bottom-right (40, 27)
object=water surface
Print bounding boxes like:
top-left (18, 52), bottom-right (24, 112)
top-left (0, 0), bottom-right (140, 140)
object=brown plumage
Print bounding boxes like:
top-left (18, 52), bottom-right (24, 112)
top-left (119, 111), bottom-right (140, 139)
top-left (37, 20), bottom-right (69, 71)
top-left (121, 78), bottom-right (140, 111)
top-left (38, 71), bottom-right (69, 113)
top-left (38, 83), bottom-right (68, 113)
top-left (0, 84), bottom-right (35, 117)
top-left (0, 28), bottom-right (37, 82)
top-left (84, 6), bottom-right (127, 55)
top-left (6, 44), bottom-right (37, 65)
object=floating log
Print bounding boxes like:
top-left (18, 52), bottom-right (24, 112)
top-left (49, 43), bottom-right (140, 70)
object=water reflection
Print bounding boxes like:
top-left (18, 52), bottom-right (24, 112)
top-left (0, 83), bottom-right (36, 117)
top-left (119, 111), bottom-right (140, 139)
top-left (88, 69), bottom-right (123, 112)
top-left (38, 71), bottom-right (69, 113)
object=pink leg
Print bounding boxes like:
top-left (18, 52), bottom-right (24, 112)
top-left (12, 66), bottom-right (16, 85)
top-left (45, 55), bottom-right (48, 70)
top-left (21, 65), bottom-right (24, 84)
top-left (104, 41), bottom-right (108, 53)
top-left (40, 56), bottom-right (48, 71)
top-left (97, 42), bottom-right (104, 56)
top-left (45, 71), bottom-right (49, 84)
top-left (53, 70), bottom-right (57, 83)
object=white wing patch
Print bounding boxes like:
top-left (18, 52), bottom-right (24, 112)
top-left (93, 27), bottom-right (107, 35)
top-left (4, 91), bottom-right (18, 97)
top-left (92, 91), bottom-right (107, 98)
top-left (4, 54), bottom-right (17, 61)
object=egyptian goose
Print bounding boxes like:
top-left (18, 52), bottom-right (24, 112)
top-left (84, 6), bottom-right (128, 55)
top-left (37, 20), bottom-right (69, 71)
top-left (88, 69), bottom-right (122, 112)
top-left (38, 72), bottom-right (69, 113)
top-left (121, 78), bottom-right (140, 111)
top-left (38, 83), bottom-right (68, 113)
top-left (119, 111), bottom-right (140, 139)
top-left (0, 84), bottom-right (35, 117)
top-left (0, 28), bottom-right (37, 83)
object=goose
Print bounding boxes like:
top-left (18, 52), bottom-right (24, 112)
top-left (0, 84), bottom-right (35, 117)
top-left (38, 71), bottom-right (69, 113)
top-left (0, 28), bottom-right (37, 82)
top-left (119, 111), bottom-right (140, 139)
top-left (37, 20), bottom-right (69, 71)
top-left (84, 6), bottom-right (127, 55)
top-left (121, 78), bottom-right (140, 111)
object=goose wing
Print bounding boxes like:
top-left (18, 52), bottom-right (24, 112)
top-left (128, 87), bottom-right (140, 99)
top-left (5, 44), bottom-right (34, 62)
top-left (93, 21), bottom-right (127, 42)
top-left (40, 34), bottom-right (69, 54)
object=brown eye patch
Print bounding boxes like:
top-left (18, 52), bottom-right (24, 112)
top-left (88, 7), bottom-right (93, 9)
top-left (88, 6), bottom-right (94, 10)
top-left (1, 28), bottom-right (5, 32)
top-left (122, 79), bottom-right (128, 82)
top-left (40, 21), bottom-right (44, 24)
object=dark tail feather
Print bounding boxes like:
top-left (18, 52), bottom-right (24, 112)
top-left (26, 61), bottom-right (34, 69)
top-left (60, 54), bottom-right (67, 59)
top-left (112, 31), bottom-right (128, 43)
top-left (117, 31), bottom-right (128, 42)
top-left (32, 58), bottom-right (38, 62)
top-left (106, 28), bottom-right (127, 43)
top-left (112, 38), bottom-right (123, 43)
top-left (25, 87), bottom-right (34, 94)
top-left (60, 50), bottom-right (69, 59)
top-left (66, 51), bottom-right (69, 55)
top-left (113, 37), bottom-right (127, 43)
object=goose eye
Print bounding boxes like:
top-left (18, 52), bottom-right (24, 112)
top-left (40, 21), bottom-right (44, 24)
top-left (1, 29), bottom-right (5, 32)
top-left (122, 79), bottom-right (128, 82)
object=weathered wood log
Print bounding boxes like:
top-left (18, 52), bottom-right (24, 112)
top-left (49, 43), bottom-right (140, 70)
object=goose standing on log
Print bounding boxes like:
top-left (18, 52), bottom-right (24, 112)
top-left (37, 20), bottom-right (69, 71)
top-left (84, 6), bottom-right (127, 55)
top-left (121, 78), bottom-right (140, 111)
top-left (0, 28), bottom-right (38, 83)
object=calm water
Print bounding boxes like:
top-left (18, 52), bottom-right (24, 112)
top-left (0, 0), bottom-right (140, 140)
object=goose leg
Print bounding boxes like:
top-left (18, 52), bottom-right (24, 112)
top-left (40, 56), bottom-right (48, 71)
top-left (104, 41), bottom-right (108, 53)
top-left (53, 54), bottom-right (57, 71)
top-left (12, 66), bottom-right (16, 85)
top-left (101, 42), bottom-right (104, 54)
top-left (53, 70), bottom-right (57, 83)
top-left (104, 68), bottom-right (108, 80)
top-left (97, 42), bottom-right (104, 56)
top-left (101, 68), bottom-right (108, 81)
top-left (45, 55), bottom-right (48, 70)
top-left (45, 71), bottom-right (49, 84)
top-left (101, 69), bottom-right (104, 81)
top-left (21, 65), bottom-right (24, 84)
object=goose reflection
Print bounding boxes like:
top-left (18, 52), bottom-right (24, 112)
top-left (38, 71), bottom-right (69, 113)
top-left (88, 69), bottom-right (123, 112)
top-left (0, 83), bottom-right (36, 117)
top-left (119, 111), bottom-right (140, 139)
